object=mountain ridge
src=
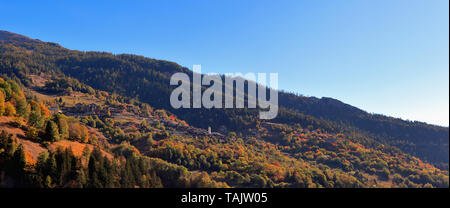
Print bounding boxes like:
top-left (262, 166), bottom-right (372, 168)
top-left (0, 30), bottom-right (441, 125)
top-left (0, 30), bottom-right (41, 43)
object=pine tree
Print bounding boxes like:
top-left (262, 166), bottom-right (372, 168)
top-left (45, 154), bottom-right (57, 179)
top-left (45, 120), bottom-right (60, 142)
top-left (45, 175), bottom-right (52, 188)
top-left (28, 101), bottom-right (44, 128)
top-left (82, 146), bottom-right (91, 165)
top-left (76, 169), bottom-right (87, 188)
top-left (55, 114), bottom-right (69, 140)
top-left (15, 96), bottom-right (29, 118)
top-left (14, 144), bottom-right (27, 169)
top-left (36, 150), bottom-right (49, 176)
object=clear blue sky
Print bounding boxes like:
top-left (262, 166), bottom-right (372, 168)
top-left (1, 0), bottom-right (448, 126)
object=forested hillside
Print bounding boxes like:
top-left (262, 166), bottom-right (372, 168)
top-left (0, 75), bottom-right (448, 188)
top-left (1, 30), bottom-right (447, 169)
top-left (0, 30), bottom-right (449, 188)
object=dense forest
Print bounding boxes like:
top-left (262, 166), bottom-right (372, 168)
top-left (0, 30), bottom-right (448, 188)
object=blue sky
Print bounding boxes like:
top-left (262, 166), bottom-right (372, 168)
top-left (1, 0), bottom-right (448, 126)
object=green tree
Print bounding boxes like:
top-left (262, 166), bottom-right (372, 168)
top-left (55, 114), bottom-right (69, 140)
top-left (45, 120), bottom-right (60, 142)
top-left (45, 154), bottom-right (57, 179)
top-left (15, 96), bottom-right (29, 118)
top-left (28, 101), bottom-right (45, 128)
top-left (45, 175), bottom-right (52, 188)
top-left (28, 111), bottom-right (44, 129)
top-left (12, 144), bottom-right (27, 176)
top-left (76, 169), bottom-right (87, 188)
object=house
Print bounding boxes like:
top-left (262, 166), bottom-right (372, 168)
top-left (88, 103), bottom-right (100, 113)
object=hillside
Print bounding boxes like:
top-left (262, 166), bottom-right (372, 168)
top-left (0, 77), bottom-right (230, 188)
top-left (0, 30), bottom-right (449, 188)
top-left (0, 75), bottom-right (448, 188)
top-left (1, 30), bottom-right (448, 168)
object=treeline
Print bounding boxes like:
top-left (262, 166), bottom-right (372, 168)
top-left (0, 130), bottom-right (224, 188)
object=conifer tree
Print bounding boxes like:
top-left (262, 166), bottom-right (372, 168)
top-left (45, 175), bottom-right (52, 188)
top-left (45, 120), bottom-right (60, 142)
top-left (45, 154), bottom-right (57, 179)
top-left (55, 114), bottom-right (69, 140)
top-left (13, 144), bottom-right (27, 172)
top-left (76, 169), bottom-right (87, 188)
top-left (15, 96), bottom-right (29, 118)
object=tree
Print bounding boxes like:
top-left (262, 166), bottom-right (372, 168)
top-left (44, 120), bottom-right (60, 142)
top-left (0, 91), bottom-right (5, 116)
top-left (12, 144), bottom-right (27, 175)
top-left (26, 126), bottom-right (39, 140)
top-left (3, 102), bottom-right (16, 116)
top-left (82, 146), bottom-right (91, 165)
top-left (80, 125), bottom-right (89, 143)
top-left (250, 174), bottom-right (267, 188)
top-left (76, 169), bottom-right (87, 188)
top-left (14, 95), bottom-right (29, 118)
top-left (45, 154), bottom-right (57, 179)
top-left (28, 111), bottom-right (44, 129)
top-left (55, 114), bottom-right (69, 140)
top-left (0, 80), bottom-right (12, 100)
top-left (6, 80), bottom-right (20, 94)
top-left (45, 175), bottom-right (52, 188)
top-left (28, 101), bottom-right (45, 128)
top-left (40, 104), bottom-right (50, 118)
top-left (69, 123), bottom-right (89, 142)
top-left (36, 150), bottom-right (49, 176)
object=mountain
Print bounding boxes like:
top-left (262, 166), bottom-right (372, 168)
top-left (0, 30), bottom-right (40, 43)
top-left (0, 31), bottom-right (449, 188)
top-left (1, 30), bottom-right (447, 167)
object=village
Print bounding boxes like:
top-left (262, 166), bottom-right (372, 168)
top-left (48, 98), bottom-right (226, 142)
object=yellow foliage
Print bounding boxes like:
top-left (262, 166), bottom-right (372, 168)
top-left (4, 102), bottom-right (16, 116)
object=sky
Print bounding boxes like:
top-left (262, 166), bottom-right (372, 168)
top-left (1, 0), bottom-right (448, 126)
